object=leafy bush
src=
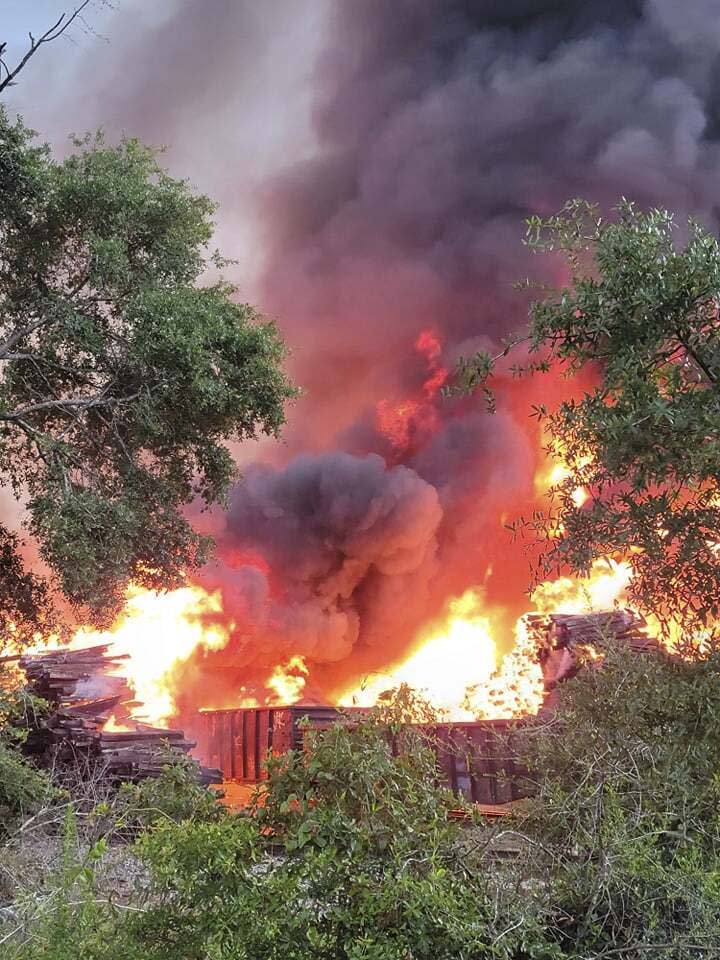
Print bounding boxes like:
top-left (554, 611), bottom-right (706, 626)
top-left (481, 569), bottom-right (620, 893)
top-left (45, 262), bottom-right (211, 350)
top-left (0, 669), bottom-right (57, 834)
top-left (2, 807), bottom-right (130, 960)
top-left (128, 708), bottom-right (547, 959)
top-left (115, 751), bottom-right (224, 831)
top-left (5, 657), bottom-right (720, 959)
top-left (514, 641), bottom-right (720, 957)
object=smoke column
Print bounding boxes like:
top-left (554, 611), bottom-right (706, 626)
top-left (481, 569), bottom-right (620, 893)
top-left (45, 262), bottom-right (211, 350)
top-left (8, 1), bottom-right (720, 705)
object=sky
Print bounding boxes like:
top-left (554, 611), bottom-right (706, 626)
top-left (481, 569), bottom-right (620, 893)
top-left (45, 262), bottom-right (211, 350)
top-left (2, 1), bottom-right (326, 298)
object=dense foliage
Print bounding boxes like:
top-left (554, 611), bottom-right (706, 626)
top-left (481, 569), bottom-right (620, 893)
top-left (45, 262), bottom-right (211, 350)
top-left (127, 716), bottom-right (538, 960)
top-left (516, 641), bottom-right (720, 957)
top-left (3, 657), bottom-right (720, 958)
top-left (0, 669), bottom-right (56, 833)
top-left (0, 108), bottom-right (296, 634)
top-left (456, 200), bottom-right (720, 634)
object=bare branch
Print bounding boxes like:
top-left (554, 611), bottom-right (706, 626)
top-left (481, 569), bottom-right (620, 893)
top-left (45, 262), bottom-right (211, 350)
top-left (0, 389), bottom-right (141, 423)
top-left (0, 1), bottom-right (93, 94)
top-left (0, 317), bottom-right (54, 361)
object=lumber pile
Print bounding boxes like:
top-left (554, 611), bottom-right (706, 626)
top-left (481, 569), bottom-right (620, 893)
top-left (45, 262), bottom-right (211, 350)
top-left (20, 645), bottom-right (220, 784)
top-left (522, 609), bottom-right (659, 692)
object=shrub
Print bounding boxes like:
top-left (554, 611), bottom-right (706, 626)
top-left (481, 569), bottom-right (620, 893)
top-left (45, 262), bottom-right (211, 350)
top-left (128, 707), bottom-right (548, 959)
top-left (115, 751), bottom-right (224, 831)
top-left (0, 669), bottom-right (57, 835)
top-left (513, 641), bottom-right (720, 957)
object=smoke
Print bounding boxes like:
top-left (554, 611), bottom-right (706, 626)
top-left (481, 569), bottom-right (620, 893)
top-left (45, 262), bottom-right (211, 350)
top-left (260, 0), bottom-right (720, 454)
top-left (8, 1), bottom-right (720, 704)
top-left (174, 451), bottom-right (441, 707)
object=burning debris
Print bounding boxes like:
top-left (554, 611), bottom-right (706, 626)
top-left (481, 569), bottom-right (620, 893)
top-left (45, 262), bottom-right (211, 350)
top-left (529, 610), bottom-right (658, 693)
top-left (13, 602), bottom-right (661, 804)
top-left (197, 608), bottom-right (659, 807)
top-left (20, 645), bottom-right (219, 784)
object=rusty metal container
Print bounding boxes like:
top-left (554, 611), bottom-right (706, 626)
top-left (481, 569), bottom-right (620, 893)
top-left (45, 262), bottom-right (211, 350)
top-left (431, 719), bottom-right (527, 804)
top-left (197, 706), bottom-right (347, 781)
top-left (197, 706), bottom-right (528, 804)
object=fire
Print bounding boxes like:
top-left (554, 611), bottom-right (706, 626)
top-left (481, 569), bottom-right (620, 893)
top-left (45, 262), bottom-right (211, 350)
top-left (267, 655), bottom-right (309, 704)
top-left (464, 618), bottom-right (546, 719)
top-left (534, 439), bottom-right (590, 509)
top-left (530, 559), bottom-right (632, 614)
top-left (337, 557), bottom-right (632, 721)
top-left (340, 590), bottom-right (498, 719)
top-left (23, 491), bottom-right (637, 728)
top-left (16, 366), bottom-right (664, 733)
top-left (103, 713), bottom-right (135, 732)
top-left (376, 398), bottom-right (422, 450)
top-left (376, 329), bottom-right (448, 451)
top-left (71, 584), bottom-right (232, 726)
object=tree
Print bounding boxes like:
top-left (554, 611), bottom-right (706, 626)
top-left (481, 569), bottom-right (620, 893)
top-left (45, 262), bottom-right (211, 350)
top-left (457, 200), bottom-right (720, 635)
top-left (0, 109), bottom-right (296, 633)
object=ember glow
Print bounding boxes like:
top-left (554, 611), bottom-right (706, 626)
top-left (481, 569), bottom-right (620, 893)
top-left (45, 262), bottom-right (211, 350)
top-left (267, 655), bottom-right (309, 705)
top-left (375, 330), bottom-right (447, 453)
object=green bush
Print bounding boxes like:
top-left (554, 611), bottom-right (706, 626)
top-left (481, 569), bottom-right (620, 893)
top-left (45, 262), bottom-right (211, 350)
top-left (514, 641), bottom-right (720, 957)
top-left (2, 807), bottom-right (131, 960)
top-left (6, 657), bottom-right (720, 959)
top-left (115, 751), bottom-right (224, 831)
top-left (0, 669), bottom-right (57, 834)
top-left (127, 709), bottom-right (547, 960)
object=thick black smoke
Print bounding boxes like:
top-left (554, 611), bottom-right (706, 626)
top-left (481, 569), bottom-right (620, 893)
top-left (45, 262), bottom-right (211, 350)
top-left (261, 0), bottom-right (720, 452)
top-left (178, 452), bottom-right (441, 706)
top-left (10, 1), bottom-right (720, 703)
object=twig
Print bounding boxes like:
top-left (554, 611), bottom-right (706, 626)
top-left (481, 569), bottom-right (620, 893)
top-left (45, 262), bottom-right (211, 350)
top-left (0, 2), bottom-right (94, 94)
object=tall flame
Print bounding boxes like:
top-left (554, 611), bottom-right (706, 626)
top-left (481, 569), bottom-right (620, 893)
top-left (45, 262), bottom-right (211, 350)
top-left (339, 590), bottom-right (498, 718)
top-left (19, 336), bottom-right (663, 730)
top-left (70, 584), bottom-right (231, 725)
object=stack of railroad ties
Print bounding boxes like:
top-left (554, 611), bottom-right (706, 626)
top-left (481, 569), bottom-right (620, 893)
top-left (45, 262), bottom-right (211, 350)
top-left (20, 644), bottom-right (221, 784)
top-left (530, 609), bottom-right (660, 706)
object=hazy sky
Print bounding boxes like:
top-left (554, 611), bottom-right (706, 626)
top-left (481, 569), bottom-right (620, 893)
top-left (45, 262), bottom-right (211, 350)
top-left (2, 0), bottom-right (326, 296)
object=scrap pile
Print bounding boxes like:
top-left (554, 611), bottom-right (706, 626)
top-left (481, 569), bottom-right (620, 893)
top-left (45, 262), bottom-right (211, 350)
top-left (523, 609), bottom-right (659, 692)
top-left (20, 644), bottom-right (219, 783)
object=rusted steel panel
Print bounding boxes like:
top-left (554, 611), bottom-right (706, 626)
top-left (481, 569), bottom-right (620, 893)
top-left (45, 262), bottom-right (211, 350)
top-left (205, 711), bottom-right (224, 773)
top-left (245, 709), bottom-right (257, 780)
top-left (271, 708), bottom-right (293, 755)
top-left (432, 721), bottom-right (526, 804)
top-left (257, 709), bottom-right (271, 777)
top-left (197, 707), bottom-right (529, 805)
top-left (220, 712), bottom-right (234, 779)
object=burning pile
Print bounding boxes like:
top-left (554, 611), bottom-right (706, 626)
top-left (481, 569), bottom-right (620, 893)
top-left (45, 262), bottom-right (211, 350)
top-left (20, 644), bottom-right (219, 783)
top-left (8, 331), bottom-right (673, 731)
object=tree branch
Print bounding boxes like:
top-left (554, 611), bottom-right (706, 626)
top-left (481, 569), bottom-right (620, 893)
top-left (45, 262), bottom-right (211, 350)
top-left (0, 389), bottom-right (141, 421)
top-left (0, 317), bottom-right (54, 361)
top-left (0, 1), bottom-right (93, 94)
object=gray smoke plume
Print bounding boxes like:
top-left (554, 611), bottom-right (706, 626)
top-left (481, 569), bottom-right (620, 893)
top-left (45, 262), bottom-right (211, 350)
top-left (177, 452), bottom-right (441, 706)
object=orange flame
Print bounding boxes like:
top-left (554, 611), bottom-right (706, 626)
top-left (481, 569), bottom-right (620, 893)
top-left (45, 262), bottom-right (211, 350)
top-left (266, 655), bottom-right (309, 704)
top-left (19, 363), bottom-right (672, 730)
top-left (339, 590), bottom-right (498, 719)
top-left (103, 713), bottom-right (135, 733)
top-left (376, 329), bottom-right (447, 451)
top-left (70, 584), bottom-right (232, 726)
